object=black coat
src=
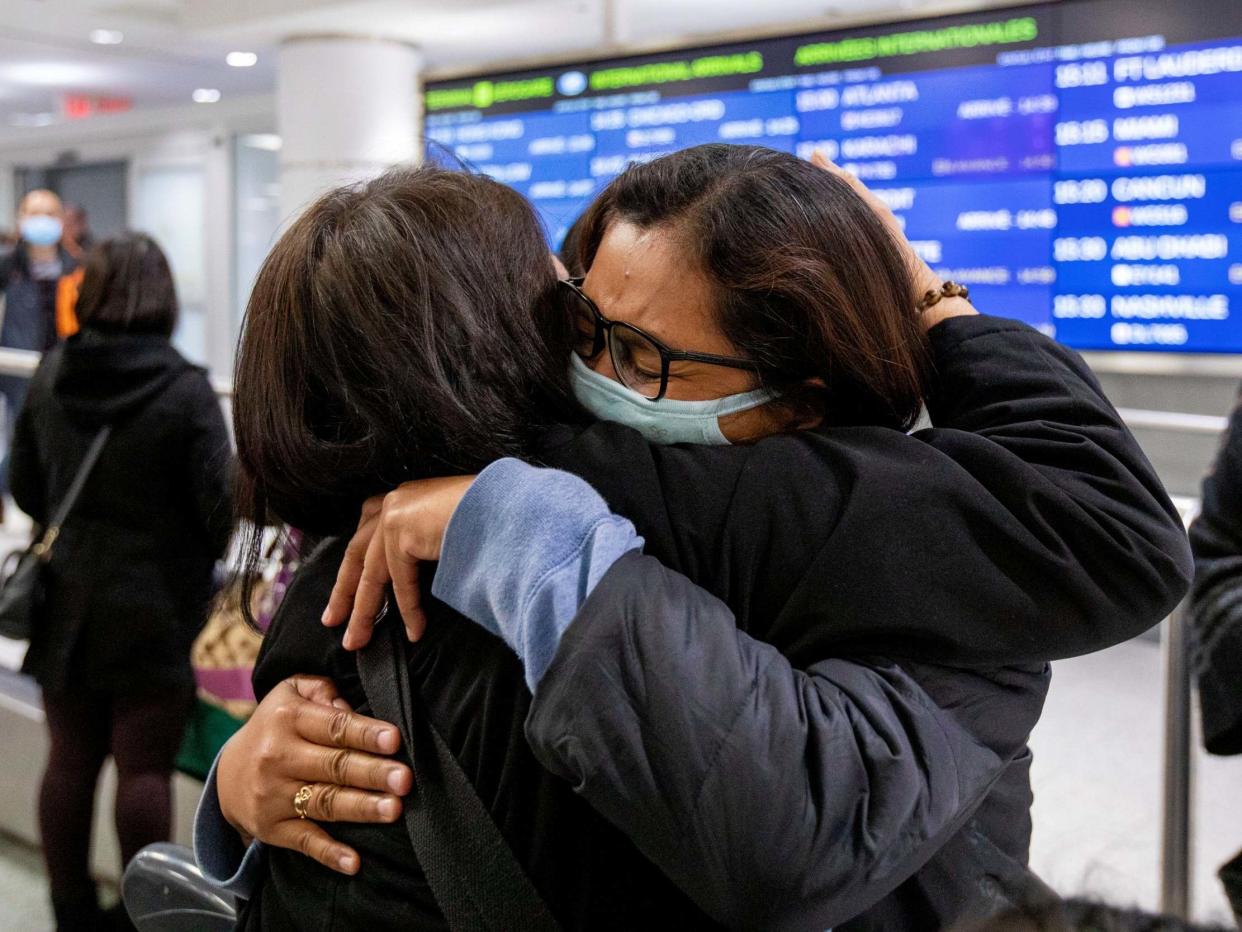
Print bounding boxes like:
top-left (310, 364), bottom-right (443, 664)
top-left (1187, 388), bottom-right (1242, 926)
top-left (0, 244), bottom-right (76, 351)
top-left (518, 314), bottom-right (1190, 930)
top-left (529, 552), bottom-right (1052, 930)
top-left (242, 316), bottom-right (1189, 930)
top-left (10, 329), bottom-right (233, 694)
top-left (1189, 386), bottom-right (1242, 756)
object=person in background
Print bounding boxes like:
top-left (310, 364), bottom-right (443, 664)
top-left (0, 189), bottom-right (78, 504)
top-left (9, 233), bottom-right (233, 931)
top-left (62, 204), bottom-right (94, 261)
top-left (55, 204), bottom-right (95, 339)
top-left (1187, 388), bottom-right (1242, 926)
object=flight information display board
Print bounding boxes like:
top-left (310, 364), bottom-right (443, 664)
top-left (424, 0), bottom-right (1242, 353)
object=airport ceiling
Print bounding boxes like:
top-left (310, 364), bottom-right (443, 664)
top-left (0, 0), bottom-right (997, 129)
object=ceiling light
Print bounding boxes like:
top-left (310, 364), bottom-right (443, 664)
top-left (9, 112), bottom-right (56, 127)
top-left (241, 133), bottom-right (282, 151)
top-left (226, 51), bottom-right (258, 68)
top-left (90, 29), bottom-right (124, 45)
top-left (2, 62), bottom-right (102, 86)
top-left (193, 88), bottom-right (221, 103)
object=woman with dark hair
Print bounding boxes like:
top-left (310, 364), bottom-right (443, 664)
top-left (10, 233), bottom-right (233, 931)
top-left (199, 147), bottom-right (1188, 930)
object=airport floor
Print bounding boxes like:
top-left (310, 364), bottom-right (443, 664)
top-left (1, 636), bottom-right (1240, 930)
top-left (1029, 638), bottom-right (1242, 927)
top-left (0, 831), bottom-right (122, 929)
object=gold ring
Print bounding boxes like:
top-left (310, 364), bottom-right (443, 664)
top-left (293, 784), bottom-right (314, 820)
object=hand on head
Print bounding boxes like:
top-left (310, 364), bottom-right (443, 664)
top-left (809, 150), bottom-right (977, 331)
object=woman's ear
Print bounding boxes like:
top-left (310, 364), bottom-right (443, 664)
top-left (766, 379), bottom-right (828, 434)
top-left (789, 378), bottom-right (828, 431)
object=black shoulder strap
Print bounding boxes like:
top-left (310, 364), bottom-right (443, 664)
top-left (36, 425), bottom-right (111, 559)
top-left (49, 425), bottom-right (111, 530)
top-left (356, 620), bottom-right (561, 932)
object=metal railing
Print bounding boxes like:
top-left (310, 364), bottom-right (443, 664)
top-left (1162, 498), bottom-right (1201, 921)
top-left (0, 346), bottom-right (232, 397)
top-left (0, 343), bottom-right (1218, 920)
top-left (1117, 408), bottom-right (1229, 435)
top-left (0, 346), bottom-right (42, 381)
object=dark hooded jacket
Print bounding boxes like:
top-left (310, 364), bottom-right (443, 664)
top-left (1188, 384), bottom-right (1242, 757)
top-left (1187, 386), bottom-right (1242, 923)
top-left (9, 328), bottom-right (233, 694)
top-left (1, 243), bottom-right (77, 351)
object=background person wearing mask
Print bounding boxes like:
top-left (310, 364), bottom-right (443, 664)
top-left (9, 232), bottom-right (233, 931)
top-left (0, 189), bottom-right (78, 503)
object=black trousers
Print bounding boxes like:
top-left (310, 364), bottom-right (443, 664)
top-left (39, 684), bottom-right (193, 930)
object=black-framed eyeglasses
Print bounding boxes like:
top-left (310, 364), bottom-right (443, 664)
top-left (560, 277), bottom-right (757, 401)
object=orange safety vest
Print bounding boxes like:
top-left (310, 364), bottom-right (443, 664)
top-left (55, 267), bottom-right (83, 339)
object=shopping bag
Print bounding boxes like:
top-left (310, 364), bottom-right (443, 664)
top-left (175, 597), bottom-right (262, 780)
top-left (176, 530), bottom-right (303, 779)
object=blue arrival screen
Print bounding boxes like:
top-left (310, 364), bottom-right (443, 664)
top-left (424, 0), bottom-right (1242, 353)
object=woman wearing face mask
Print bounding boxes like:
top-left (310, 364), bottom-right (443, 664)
top-left (201, 147), bottom-right (1189, 930)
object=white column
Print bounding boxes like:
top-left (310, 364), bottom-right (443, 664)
top-left (203, 126), bottom-right (236, 379)
top-left (0, 162), bottom-right (14, 225)
top-left (276, 36), bottom-right (422, 223)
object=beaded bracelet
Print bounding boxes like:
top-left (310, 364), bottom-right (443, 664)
top-left (916, 280), bottom-right (970, 312)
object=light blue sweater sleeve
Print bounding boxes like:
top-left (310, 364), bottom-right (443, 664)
top-left (192, 750), bottom-right (264, 898)
top-left (430, 457), bottom-right (643, 691)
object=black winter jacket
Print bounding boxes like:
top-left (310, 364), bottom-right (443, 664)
top-left (0, 244), bottom-right (76, 351)
top-left (242, 316), bottom-right (1189, 930)
top-left (10, 330), bottom-right (233, 694)
top-left (529, 553), bottom-right (1050, 931)
top-left (1188, 386), bottom-right (1242, 756)
top-left (512, 315), bottom-right (1191, 930)
top-left (1186, 387), bottom-right (1242, 924)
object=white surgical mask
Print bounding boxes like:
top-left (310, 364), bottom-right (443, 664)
top-left (569, 354), bottom-right (778, 445)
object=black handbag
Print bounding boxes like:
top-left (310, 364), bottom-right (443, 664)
top-left (0, 425), bottom-right (111, 641)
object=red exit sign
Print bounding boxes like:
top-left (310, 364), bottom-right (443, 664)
top-left (61, 94), bottom-right (133, 120)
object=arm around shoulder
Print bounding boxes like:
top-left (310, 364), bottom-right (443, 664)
top-left (911, 313), bottom-right (1190, 656)
top-left (705, 313), bottom-right (1189, 668)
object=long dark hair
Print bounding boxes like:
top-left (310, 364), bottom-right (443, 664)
top-left (232, 164), bottom-right (572, 538)
top-left (76, 232), bottom-right (178, 337)
top-left (576, 144), bottom-right (930, 429)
